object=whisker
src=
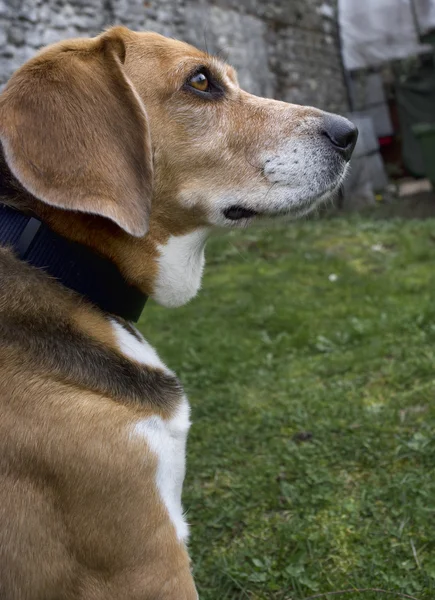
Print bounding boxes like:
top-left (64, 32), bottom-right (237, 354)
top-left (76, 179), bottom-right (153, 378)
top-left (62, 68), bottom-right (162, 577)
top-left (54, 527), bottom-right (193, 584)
top-left (264, 181), bottom-right (278, 202)
top-left (216, 47), bottom-right (231, 63)
top-left (244, 152), bottom-right (264, 174)
top-left (202, 27), bottom-right (210, 55)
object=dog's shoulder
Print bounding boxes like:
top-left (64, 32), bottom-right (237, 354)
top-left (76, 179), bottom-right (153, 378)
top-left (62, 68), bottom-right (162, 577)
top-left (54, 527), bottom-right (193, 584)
top-left (0, 247), bottom-right (182, 412)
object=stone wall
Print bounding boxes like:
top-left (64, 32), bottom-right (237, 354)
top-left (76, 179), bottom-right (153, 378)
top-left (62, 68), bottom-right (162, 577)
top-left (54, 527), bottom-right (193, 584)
top-left (0, 0), bottom-right (348, 113)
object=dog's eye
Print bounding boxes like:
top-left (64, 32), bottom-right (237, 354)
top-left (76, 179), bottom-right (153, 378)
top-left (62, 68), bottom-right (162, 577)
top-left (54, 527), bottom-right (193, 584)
top-left (188, 72), bottom-right (210, 93)
top-left (184, 69), bottom-right (224, 99)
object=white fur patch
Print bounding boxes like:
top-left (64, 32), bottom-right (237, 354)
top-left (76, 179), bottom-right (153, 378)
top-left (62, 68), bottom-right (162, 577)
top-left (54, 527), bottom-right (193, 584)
top-left (111, 320), bottom-right (190, 542)
top-left (131, 397), bottom-right (191, 542)
top-left (153, 228), bottom-right (209, 308)
top-left (111, 320), bottom-right (171, 372)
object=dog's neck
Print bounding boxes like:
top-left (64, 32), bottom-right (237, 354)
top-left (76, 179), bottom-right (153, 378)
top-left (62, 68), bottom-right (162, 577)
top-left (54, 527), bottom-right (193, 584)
top-left (37, 208), bottom-right (211, 309)
top-left (0, 153), bottom-right (210, 309)
top-left (150, 228), bottom-right (209, 308)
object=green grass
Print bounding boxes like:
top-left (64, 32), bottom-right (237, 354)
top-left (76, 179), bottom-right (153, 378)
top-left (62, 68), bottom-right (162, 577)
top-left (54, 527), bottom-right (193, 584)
top-left (138, 215), bottom-right (435, 600)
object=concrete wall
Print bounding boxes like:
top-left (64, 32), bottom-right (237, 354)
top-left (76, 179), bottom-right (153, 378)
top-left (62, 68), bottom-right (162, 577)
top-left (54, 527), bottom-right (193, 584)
top-left (0, 0), bottom-right (348, 113)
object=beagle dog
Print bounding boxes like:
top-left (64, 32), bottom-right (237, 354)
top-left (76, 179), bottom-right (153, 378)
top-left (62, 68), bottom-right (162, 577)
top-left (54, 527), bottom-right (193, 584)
top-left (0, 26), bottom-right (357, 599)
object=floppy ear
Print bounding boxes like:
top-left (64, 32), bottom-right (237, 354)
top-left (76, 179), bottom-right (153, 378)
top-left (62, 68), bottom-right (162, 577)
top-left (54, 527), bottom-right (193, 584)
top-left (0, 29), bottom-right (152, 237)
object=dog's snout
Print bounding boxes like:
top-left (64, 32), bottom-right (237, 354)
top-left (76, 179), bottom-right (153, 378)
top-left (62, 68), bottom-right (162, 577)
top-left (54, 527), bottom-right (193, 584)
top-left (322, 114), bottom-right (358, 162)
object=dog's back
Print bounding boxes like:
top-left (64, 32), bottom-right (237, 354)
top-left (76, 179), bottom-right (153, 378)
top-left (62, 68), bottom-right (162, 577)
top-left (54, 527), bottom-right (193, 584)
top-left (0, 248), bottom-right (197, 599)
top-left (0, 24), bottom-right (356, 599)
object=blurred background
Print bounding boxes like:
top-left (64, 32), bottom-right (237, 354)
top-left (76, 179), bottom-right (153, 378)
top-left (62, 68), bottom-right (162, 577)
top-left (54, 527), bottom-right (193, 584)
top-left (1, 2), bottom-right (435, 599)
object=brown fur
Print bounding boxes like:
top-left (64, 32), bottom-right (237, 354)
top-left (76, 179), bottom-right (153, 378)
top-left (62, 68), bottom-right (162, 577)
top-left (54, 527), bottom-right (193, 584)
top-left (0, 26), bottom-right (323, 296)
top-left (0, 247), bottom-right (195, 599)
top-left (0, 26), bottom-right (330, 599)
top-left (0, 30), bottom-right (153, 237)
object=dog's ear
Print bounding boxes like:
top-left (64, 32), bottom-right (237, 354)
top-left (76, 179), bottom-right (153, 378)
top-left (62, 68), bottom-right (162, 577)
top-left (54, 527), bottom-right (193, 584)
top-left (0, 28), bottom-right (152, 237)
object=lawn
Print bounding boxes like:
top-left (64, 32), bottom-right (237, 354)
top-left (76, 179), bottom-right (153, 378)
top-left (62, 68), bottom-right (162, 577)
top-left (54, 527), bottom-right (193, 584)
top-left (138, 215), bottom-right (435, 600)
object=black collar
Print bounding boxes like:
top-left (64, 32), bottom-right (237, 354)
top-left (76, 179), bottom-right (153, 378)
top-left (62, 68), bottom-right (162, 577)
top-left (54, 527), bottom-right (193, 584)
top-left (0, 204), bottom-right (147, 322)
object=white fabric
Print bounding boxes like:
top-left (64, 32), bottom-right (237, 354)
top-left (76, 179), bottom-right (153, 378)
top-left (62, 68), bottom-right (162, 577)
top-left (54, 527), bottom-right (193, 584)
top-left (414, 0), bottom-right (435, 35)
top-left (339, 0), bottom-right (433, 70)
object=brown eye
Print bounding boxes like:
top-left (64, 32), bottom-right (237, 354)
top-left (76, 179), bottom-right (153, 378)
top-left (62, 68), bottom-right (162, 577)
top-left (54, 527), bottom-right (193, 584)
top-left (188, 72), bottom-right (210, 92)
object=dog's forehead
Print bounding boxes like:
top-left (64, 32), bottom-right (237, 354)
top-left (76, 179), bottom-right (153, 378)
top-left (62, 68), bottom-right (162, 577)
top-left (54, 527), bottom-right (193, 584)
top-left (131, 31), bottom-right (237, 83)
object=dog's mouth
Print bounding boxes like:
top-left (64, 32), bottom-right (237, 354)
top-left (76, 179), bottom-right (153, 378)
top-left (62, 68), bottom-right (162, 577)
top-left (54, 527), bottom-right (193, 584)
top-left (222, 173), bottom-right (347, 224)
top-left (222, 194), bottom-right (329, 223)
top-left (223, 206), bottom-right (259, 221)
top-left (222, 201), bottom-right (318, 223)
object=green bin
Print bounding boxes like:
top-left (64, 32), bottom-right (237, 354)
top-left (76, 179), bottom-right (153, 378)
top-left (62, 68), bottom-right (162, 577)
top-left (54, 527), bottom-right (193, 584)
top-left (412, 123), bottom-right (435, 187)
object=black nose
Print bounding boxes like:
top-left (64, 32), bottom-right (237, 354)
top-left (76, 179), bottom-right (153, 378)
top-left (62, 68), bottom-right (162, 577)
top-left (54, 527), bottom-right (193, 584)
top-left (322, 114), bottom-right (358, 162)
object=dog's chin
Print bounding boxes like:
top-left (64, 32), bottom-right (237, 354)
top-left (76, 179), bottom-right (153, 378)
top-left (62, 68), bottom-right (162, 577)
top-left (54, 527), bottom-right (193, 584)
top-left (221, 178), bottom-right (343, 227)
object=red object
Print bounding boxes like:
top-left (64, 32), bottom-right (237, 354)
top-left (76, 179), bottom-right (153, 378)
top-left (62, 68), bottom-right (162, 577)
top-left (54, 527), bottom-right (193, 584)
top-left (379, 136), bottom-right (393, 146)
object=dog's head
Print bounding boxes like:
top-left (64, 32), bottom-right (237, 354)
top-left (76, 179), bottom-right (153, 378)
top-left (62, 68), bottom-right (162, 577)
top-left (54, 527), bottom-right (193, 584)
top-left (0, 27), bottom-right (357, 306)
